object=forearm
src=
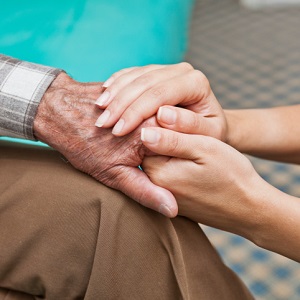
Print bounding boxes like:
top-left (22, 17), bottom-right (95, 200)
top-left (225, 105), bottom-right (300, 163)
top-left (244, 181), bottom-right (300, 262)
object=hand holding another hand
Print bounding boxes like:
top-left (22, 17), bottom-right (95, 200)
top-left (92, 62), bottom-right (260, 232)
top-left (93, 62), bottom-right (300, 261)
top-left (95, 63), bottom-right (227, 141)
top-left (141, 127), bottom-right (268, 238)
top-left (91, 62), bottom-right (254, 227)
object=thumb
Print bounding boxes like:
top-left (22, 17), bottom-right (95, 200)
top-left (157, 106), bottom-right (210, 135)
top-left (109, 165), bottom-right (178, 218)
top-left (157, 105), bottom-right (224, 140)
top-left (141, 127), bottom-right (206, 160)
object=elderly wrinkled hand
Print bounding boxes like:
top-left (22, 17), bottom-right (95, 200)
top-left (33, 73), bottom-right (177, 217)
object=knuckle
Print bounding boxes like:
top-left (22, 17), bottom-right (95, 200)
top-left (135, 65), bottom-right (156, 76)
top-left (190, 70), bottom-right (211, 95)
top-left (149, 86), bottom-right (165, 99)
top-left (179, 62), bottom-right (194, 71)
top-left (106, 94), bottom-right (119, 108)
top-left (167, 134), bottom-right (180, 153)
top-left (192, 69), bottom-right (207, 83)
top-left (133, 73), bottom-right (152, 85)
top-left (125, 105), bottom-right (145, 121)
top-left (144, 64), bottom-right (158, 70)
top-left (190, 114), bottom-right (201, 131)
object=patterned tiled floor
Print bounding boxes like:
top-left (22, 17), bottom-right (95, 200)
top-left (186, 0), bottom-right (300, 299)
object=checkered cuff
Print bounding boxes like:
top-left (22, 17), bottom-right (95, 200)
top-left (0, 54), bottom-right (62, 140)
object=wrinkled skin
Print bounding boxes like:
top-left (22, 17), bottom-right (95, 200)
top-left (33, 73), bottom-right (177, 217)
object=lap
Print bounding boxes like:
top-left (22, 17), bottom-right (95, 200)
top-left (0, 141), bottom-right (253, 300)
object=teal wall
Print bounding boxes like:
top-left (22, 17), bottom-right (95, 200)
top-left (0, 0), bottom-right (194, 145)
top-left (0, 0), bottom-right (194, 81)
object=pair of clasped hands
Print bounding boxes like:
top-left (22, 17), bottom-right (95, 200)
top-left (93, 63), bottom-right (262, 235)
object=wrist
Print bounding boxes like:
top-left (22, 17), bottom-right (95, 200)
top-left (49, 71), bottom-right (73, 88)
top-left (224, 109), bottom-right (241, 149)
top-left (251, 185), bottom-right (300, 260)
top-left (33, 72), bottom-right (70, 143)
top-left (33, 71), bottom-right (103, 151)
top-left (224, 109), bottom-right (258, 154)
top-left (240, 177), bottom-right (291, 251)
top-left (227, 173), bottom-right (270, 241)
top-left (242, 178), bottom-right (275, 242)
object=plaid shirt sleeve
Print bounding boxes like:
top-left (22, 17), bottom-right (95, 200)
top-left (0, 54), bottom-right (62, 140)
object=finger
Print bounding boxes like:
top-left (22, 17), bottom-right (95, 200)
top-left (111, 69), bottom-right (210, 136)
top-left (141, 127), bottom-right (209, 160)
top-left (157, 105), bottom-right (212, 136)
top-left (110, 165), bottom-right (178, 218)
top-left (102, 67), bottom-right (138, 88)
top-left (97, 63), bottom-right (193, 130)
top-left (95, 67), bottom-right (138, 108)
top-left (95, 65), bottom-right (165, 108)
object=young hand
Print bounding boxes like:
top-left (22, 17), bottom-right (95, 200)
top-left (95, 63), bottom-right (227, 141)
top-left (140, 127), bottom-right (269, 238)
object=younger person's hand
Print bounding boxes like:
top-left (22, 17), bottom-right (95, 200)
top-left (141, 127), bottom-right (270, 238)
top-left (95, 63), bottom-right (227, 141)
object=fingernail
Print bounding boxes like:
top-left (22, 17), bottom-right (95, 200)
top-left (112, 119), bottom-right (125, 135)
top-left (95, 91), bottom-right (110, 106)
top-left (95, 110), bottom-right (110, 127)
top-left (102, 77), bottom-right (114, 88)
top-left (158, 107), bottom-right (176, 125)
top-left (159, 204), bottom-right (173, 217)
top-left (141, 128), bottom-right (160, 144)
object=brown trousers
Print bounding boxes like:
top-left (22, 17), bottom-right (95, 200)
top-left (0, 141), bottom-right (253, 300)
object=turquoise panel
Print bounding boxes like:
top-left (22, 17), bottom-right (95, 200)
top-left (0, 0), bottom-right (194, 145)
top-left (0, 0), bottom-right (194, 81)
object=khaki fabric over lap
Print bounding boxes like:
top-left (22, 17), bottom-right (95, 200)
top-left (0, 141), bottom-right (253, 300)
